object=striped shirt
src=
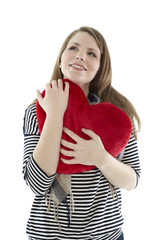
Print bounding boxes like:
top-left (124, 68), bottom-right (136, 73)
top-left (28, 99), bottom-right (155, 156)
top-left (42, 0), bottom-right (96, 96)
top-left (23, 96), bottom-right (141, 240)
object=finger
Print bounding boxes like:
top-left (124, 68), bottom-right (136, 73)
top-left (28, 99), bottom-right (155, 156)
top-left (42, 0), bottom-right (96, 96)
top-left (36, 89), bottom-right (43, 103)
top-left (51, 80), bottom-right (58, 88)
top-left (61, 158), bottom-right (78, 165)
top-left (57, 79), bottom-right (62, 89)
top-left (64, 81), bottom-right (69, 93)
top-left (60, 148), bottom-right (75, 157)
top-left (45, 83), bottom-right (51, 89)
top-left (82, 128), bottom-right (98, 139)
top-left (61, 139), bottom-right (76, 150)
top-left (63, 128), bottom-right (82, 142)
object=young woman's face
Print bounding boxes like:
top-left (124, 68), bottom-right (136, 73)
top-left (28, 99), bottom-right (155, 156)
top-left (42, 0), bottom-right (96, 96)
top-left (60, 31), bottom-right (101, 95)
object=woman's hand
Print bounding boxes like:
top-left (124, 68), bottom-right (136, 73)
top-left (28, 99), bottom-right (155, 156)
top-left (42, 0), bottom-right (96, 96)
top-left (36, 79), bottom-right (69, 117)
top-left (60, 128), bottom-right (107, 168)
top-left (60, 128), bottom-right (137, 190)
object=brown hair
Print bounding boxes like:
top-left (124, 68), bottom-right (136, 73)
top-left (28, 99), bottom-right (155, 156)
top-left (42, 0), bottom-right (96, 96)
top-left (33, 26), bottom-right (141, 138)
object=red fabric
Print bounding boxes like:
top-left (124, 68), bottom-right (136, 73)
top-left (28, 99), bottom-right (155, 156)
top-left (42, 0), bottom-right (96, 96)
top-left (36, 79), bottom-right (132, 174)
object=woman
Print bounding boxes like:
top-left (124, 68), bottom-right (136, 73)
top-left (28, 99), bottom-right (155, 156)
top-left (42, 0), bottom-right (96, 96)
top-left (23, 26), bottom-right (141, 240)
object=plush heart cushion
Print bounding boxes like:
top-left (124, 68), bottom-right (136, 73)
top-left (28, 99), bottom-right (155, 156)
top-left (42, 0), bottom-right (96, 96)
top-left (36, 79), bottom-right (132, 174)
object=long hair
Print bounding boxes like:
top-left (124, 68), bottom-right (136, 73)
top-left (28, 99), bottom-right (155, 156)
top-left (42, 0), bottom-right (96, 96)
top-left (33, 26), bottom-right (141, 139)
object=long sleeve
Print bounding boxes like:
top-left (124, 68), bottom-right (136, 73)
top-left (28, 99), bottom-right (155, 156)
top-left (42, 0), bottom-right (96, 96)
top-left (23, 104), bottom-right (56, 195)
top-left (117, 134), bottom-right (141, 187)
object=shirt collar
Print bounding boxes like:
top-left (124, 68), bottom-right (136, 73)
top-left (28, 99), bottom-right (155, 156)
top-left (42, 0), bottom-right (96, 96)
top-left (87, 93), bottom-right (100, 105)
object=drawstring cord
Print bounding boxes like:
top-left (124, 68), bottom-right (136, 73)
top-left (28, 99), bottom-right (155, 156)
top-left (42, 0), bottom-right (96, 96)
top-left (109, 183), bottom-right (118, 199)
top-left (45, 187), bottom-right (74, 230)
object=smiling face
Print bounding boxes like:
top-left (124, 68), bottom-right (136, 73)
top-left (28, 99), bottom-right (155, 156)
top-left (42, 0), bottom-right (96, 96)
top-left (60, 31), bottom-right (101, 96)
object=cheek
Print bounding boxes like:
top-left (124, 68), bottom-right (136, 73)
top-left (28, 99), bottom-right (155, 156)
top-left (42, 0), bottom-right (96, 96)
top-left (60, 54), bottom-right (68, 72)
top-left (61, 53), bottom-right (66, 66)
top-left (91, 61), bottom-right (100, 76)
top-left (61, 50), bottom-right (73, 63)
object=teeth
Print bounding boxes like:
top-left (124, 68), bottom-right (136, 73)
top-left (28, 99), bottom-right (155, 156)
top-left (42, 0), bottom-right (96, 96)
top-left (72, 64), bottom-right (85, 70)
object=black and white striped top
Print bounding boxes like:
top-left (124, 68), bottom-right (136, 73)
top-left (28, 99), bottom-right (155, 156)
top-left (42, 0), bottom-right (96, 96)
top-left (23, 97), bottom-right (141, 240)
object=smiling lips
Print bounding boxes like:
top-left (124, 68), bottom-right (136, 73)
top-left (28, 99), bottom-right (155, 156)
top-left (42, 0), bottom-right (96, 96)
top-left (70, 63), bottom-right (87, 71)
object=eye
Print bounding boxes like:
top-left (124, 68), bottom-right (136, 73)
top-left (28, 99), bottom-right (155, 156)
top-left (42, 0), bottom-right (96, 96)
top-left (69, 46), bottom-right (78, 51)
top-left (88, 52), bottom-right (97, 58)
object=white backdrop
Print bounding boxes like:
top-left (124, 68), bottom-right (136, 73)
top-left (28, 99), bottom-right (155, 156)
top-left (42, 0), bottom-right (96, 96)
top-left (0, 0), bottom-right (160, 239)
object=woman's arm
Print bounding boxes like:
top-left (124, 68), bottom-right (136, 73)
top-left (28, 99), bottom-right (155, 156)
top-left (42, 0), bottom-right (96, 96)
top-left (23, 105), bottom-right (56, 195)
top-left (33, 79), bottom-right (69, 176)
top-left (60, 128), bottom-right (140, 190)
top-left (33, 114), bottom-right (63, 176)
top-left (97, 152), bottom-right (137, 190)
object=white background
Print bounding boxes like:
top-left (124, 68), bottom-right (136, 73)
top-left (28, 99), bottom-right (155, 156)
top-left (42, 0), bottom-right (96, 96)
top-left (0, 0), bottom-right (160, 239)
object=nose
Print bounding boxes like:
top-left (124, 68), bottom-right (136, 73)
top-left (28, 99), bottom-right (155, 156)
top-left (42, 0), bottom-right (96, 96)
top-left (76, 56), bottom-right (84, 61)
top-left (75, 51), bottom-right (85, 61)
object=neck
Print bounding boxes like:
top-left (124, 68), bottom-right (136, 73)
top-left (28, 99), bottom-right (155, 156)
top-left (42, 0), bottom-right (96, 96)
top-left (63, 78), bottom-right (89, 97)
top-left (76, 82), bottom-right (89, 97)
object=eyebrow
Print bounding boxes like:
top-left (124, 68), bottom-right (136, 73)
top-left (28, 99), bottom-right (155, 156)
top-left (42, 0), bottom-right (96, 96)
top-left (69, 42), bottom-right (100, 54)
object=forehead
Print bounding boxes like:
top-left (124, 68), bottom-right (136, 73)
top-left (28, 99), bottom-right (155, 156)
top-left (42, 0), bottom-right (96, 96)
top-left (68, 32), bottom-right (100, 52)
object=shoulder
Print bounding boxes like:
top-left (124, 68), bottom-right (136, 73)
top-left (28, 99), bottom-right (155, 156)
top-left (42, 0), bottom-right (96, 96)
top-left (23, 104), bottom-right (40, 135)
top-left (24, 103), bottom-right (37, 118)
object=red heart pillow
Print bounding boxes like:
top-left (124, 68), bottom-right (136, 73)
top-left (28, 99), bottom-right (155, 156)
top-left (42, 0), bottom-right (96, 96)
top-left (36, 79), bottom-right (132, 174)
